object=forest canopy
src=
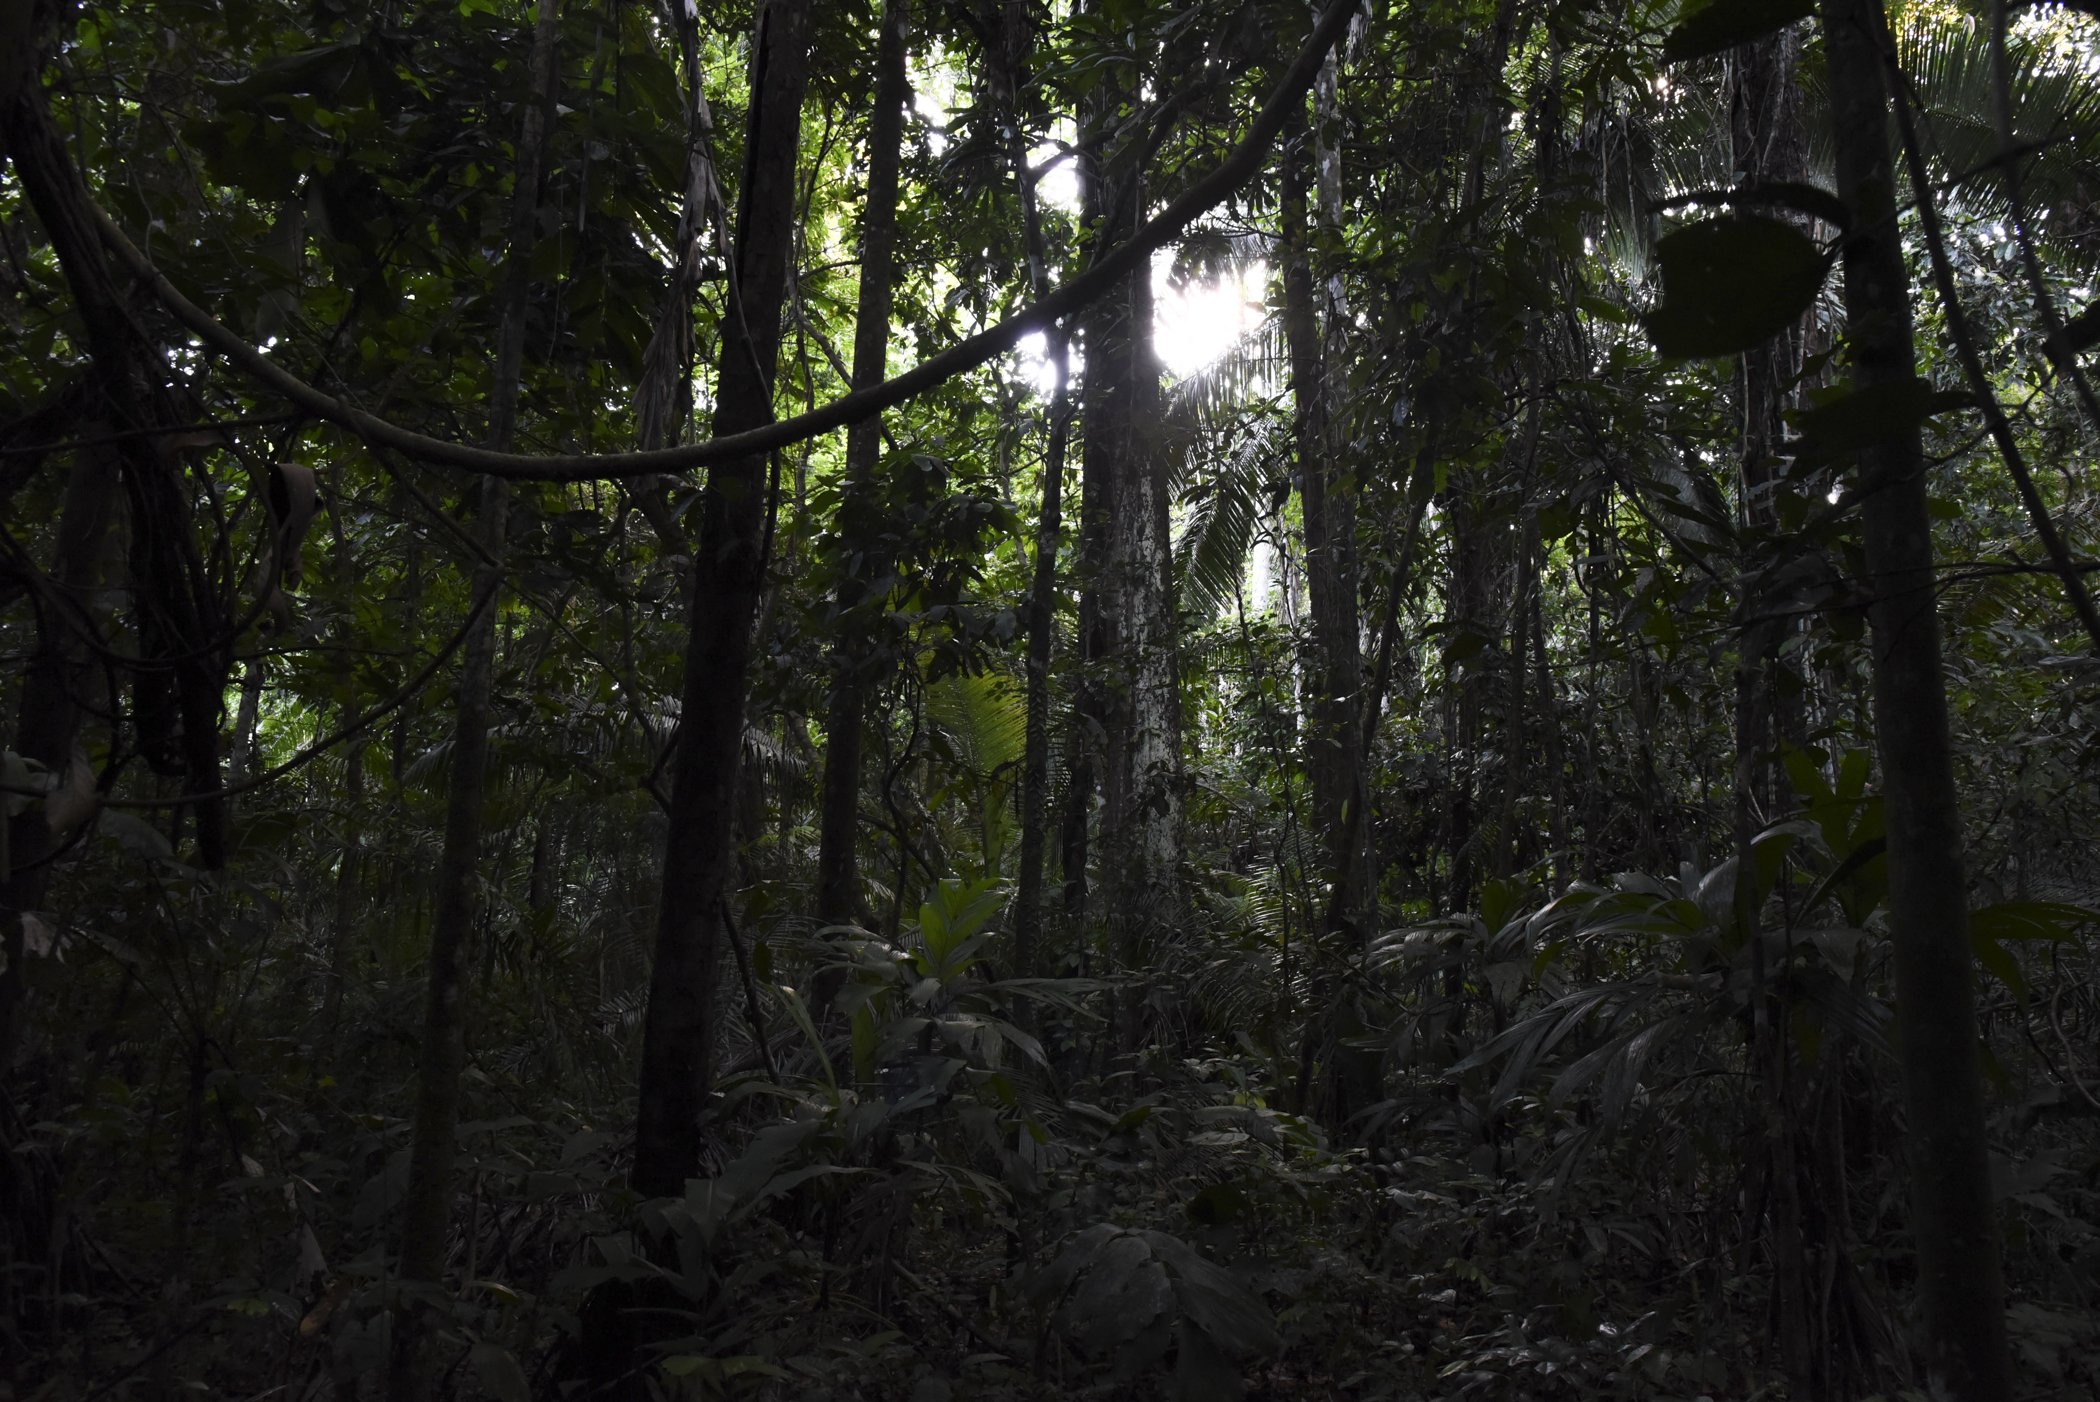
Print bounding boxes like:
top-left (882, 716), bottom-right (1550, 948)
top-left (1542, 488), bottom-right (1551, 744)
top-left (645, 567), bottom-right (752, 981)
top-left (4, 0), bottom-right (2100, 1398)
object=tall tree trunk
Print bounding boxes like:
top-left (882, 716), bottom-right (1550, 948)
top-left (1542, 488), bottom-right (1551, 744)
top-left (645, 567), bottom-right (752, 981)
top-left (632, 0), bottom-right (812, 1201)
top-left (0, 444), bottom-right (116, 1075)
top-left (815, 0), bottom-right (910, 937)
top-left (0, 24), bottom-right (221, 1063)
top-left (1818, 0), bottom-right (2012, 1394)
top-left (1099, 259), bottom-right (1181, 984)
top-left (386, 4), bottom-right (557, 1396)
top-left (1062, 43), bottom-right (1129, 939)
top-left (1075, 19), bottom-right (1180, 1043)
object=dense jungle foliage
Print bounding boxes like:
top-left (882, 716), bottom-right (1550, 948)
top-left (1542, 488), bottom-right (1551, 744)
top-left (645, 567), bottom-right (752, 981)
top-left (5, 0), bottom-right (2100, 1396)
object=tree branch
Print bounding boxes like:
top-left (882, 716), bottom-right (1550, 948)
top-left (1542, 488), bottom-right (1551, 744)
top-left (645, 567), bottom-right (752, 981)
top-left (85, 0), bottom-right (1363, 483)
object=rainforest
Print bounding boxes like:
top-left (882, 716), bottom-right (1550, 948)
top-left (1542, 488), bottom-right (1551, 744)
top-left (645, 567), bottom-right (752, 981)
top-left (3, 0), bottom-right (2100, 1397)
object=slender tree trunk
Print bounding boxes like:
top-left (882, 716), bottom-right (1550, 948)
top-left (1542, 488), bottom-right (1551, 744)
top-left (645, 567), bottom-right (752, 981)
top-left (815, 0), bottom-right (910, 937)
top-left (1731, 26), bottom-right (1808, 824)
top-left (1012, 343), bottom-right (1070, 979)
top-left (1281, 110), bottom-right (1364, 927)
top-left (1441, 497), bottom-right (1495, 910)
top-left (228, 658), bottom-right (266, 786)
top-left (1728, 25), bottom-right (1820, 1397)
top-left (1312, 49), bottom-right (1365, 914)
top-left (632, 0), bottom-right (812, 1201)
top-left (1818, 0), bottom-right (2012, 1393)
top-left (628, 0), bottom-right (721, 560)
top-left (528, 814), bottom-right (558, 914)
top-left (993, 0), bottom-right (1071, 981)
top-left (321, 732), bottom-right (366, 1039)
top-left (386, 6), bottom-right (557, 1396)
top-left (1490, 516), bottom-right (1536, 881)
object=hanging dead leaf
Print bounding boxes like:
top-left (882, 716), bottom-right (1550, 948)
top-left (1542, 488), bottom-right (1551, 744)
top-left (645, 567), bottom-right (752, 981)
top-left (298, 1276), bottom-right (353, 1338)
top-left (268, 461), bottom-right (318, 589)
top-left (20, 912), bottom-right (57, 960)
top-left (43, 747), bottom-right (97, 834)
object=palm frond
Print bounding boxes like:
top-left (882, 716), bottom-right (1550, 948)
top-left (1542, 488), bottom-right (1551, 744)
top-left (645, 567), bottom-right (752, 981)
top-left (925, 669), bottom-right (1028, 780)
top-left (1902, 9), bottom-right (2100, 266)
top-left (1175, 420), bottom-right (1285, 622)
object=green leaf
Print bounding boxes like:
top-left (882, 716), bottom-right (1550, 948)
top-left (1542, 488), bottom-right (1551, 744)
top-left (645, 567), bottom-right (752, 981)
top-left (771, 984), bottom-right (835, 1091)
top-left (2047, 300), bottom-right (2100, 365)
top-left (1783, 745), bottom-right (1833, 806)
top-left (1064, 1233), bottom-right (1171, 1355)
top-left (1185, 1183), bottom-right (1250, 1225)
top-left (1970, 901), bottom-right (2093, 944)
top-left (471, 1343), bottom-right (530, 1402)
top-left (1973, 931), bottom-right (2025, 998)
top-left (1716, 180), bottom-right (1851, 229)
top-left (1962, 893), bottom-right (2087, 999)
top-left (1643, 216), bottom-right (1828, 358)
top-left (1791, 379), bottom-right (1974, 467)
top-left (100, 810), bottom-right (174, 862)
top-left (1664, 0), bottom-right (1815, 63)
top-left (1147, 1231), bottom-right (1279, 1358)
top-left (1174, 1318), bottom-right (1243, 1401)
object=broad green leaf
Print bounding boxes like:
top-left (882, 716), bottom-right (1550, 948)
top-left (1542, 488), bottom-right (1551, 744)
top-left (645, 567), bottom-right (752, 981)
top-left (1065, 1233), bottom-right (1171, 1355)
top-left (1967, 904), bottom-right (2089, 998)
top-left (1644, 216), bottom-right (1828, 358)
top-left (1970, 901), bottom-right (2093, 944)
top-left (1791, 379), bottom-right (1974, 467)
top-left (1173, 1318), bottom-right (1243, 1401)
top-left (471, 1343), bottom-right (530, 1402)
top-left (1145, 1231), bottom-right (1280, 1357)
top-left (1664, 0), bottom-right (1815, 62)
top-left (2047, 300), bottom-right (2100, 364)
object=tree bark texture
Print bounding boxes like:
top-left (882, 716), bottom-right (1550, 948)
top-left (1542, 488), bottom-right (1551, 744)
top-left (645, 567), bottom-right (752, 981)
top-left (1076, 25), bottom-right (1182, 1009)
top-left (1818, 0), bottom-right (2013, 1394)
top-left (632, 0), bottom-right (812, 1200)
top-left (816, 0), bottom-right (910, 935)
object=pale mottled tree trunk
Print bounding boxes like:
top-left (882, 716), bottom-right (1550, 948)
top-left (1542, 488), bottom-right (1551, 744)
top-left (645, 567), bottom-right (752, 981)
top-left (1074, 19), bottom-right (1181, 1037)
